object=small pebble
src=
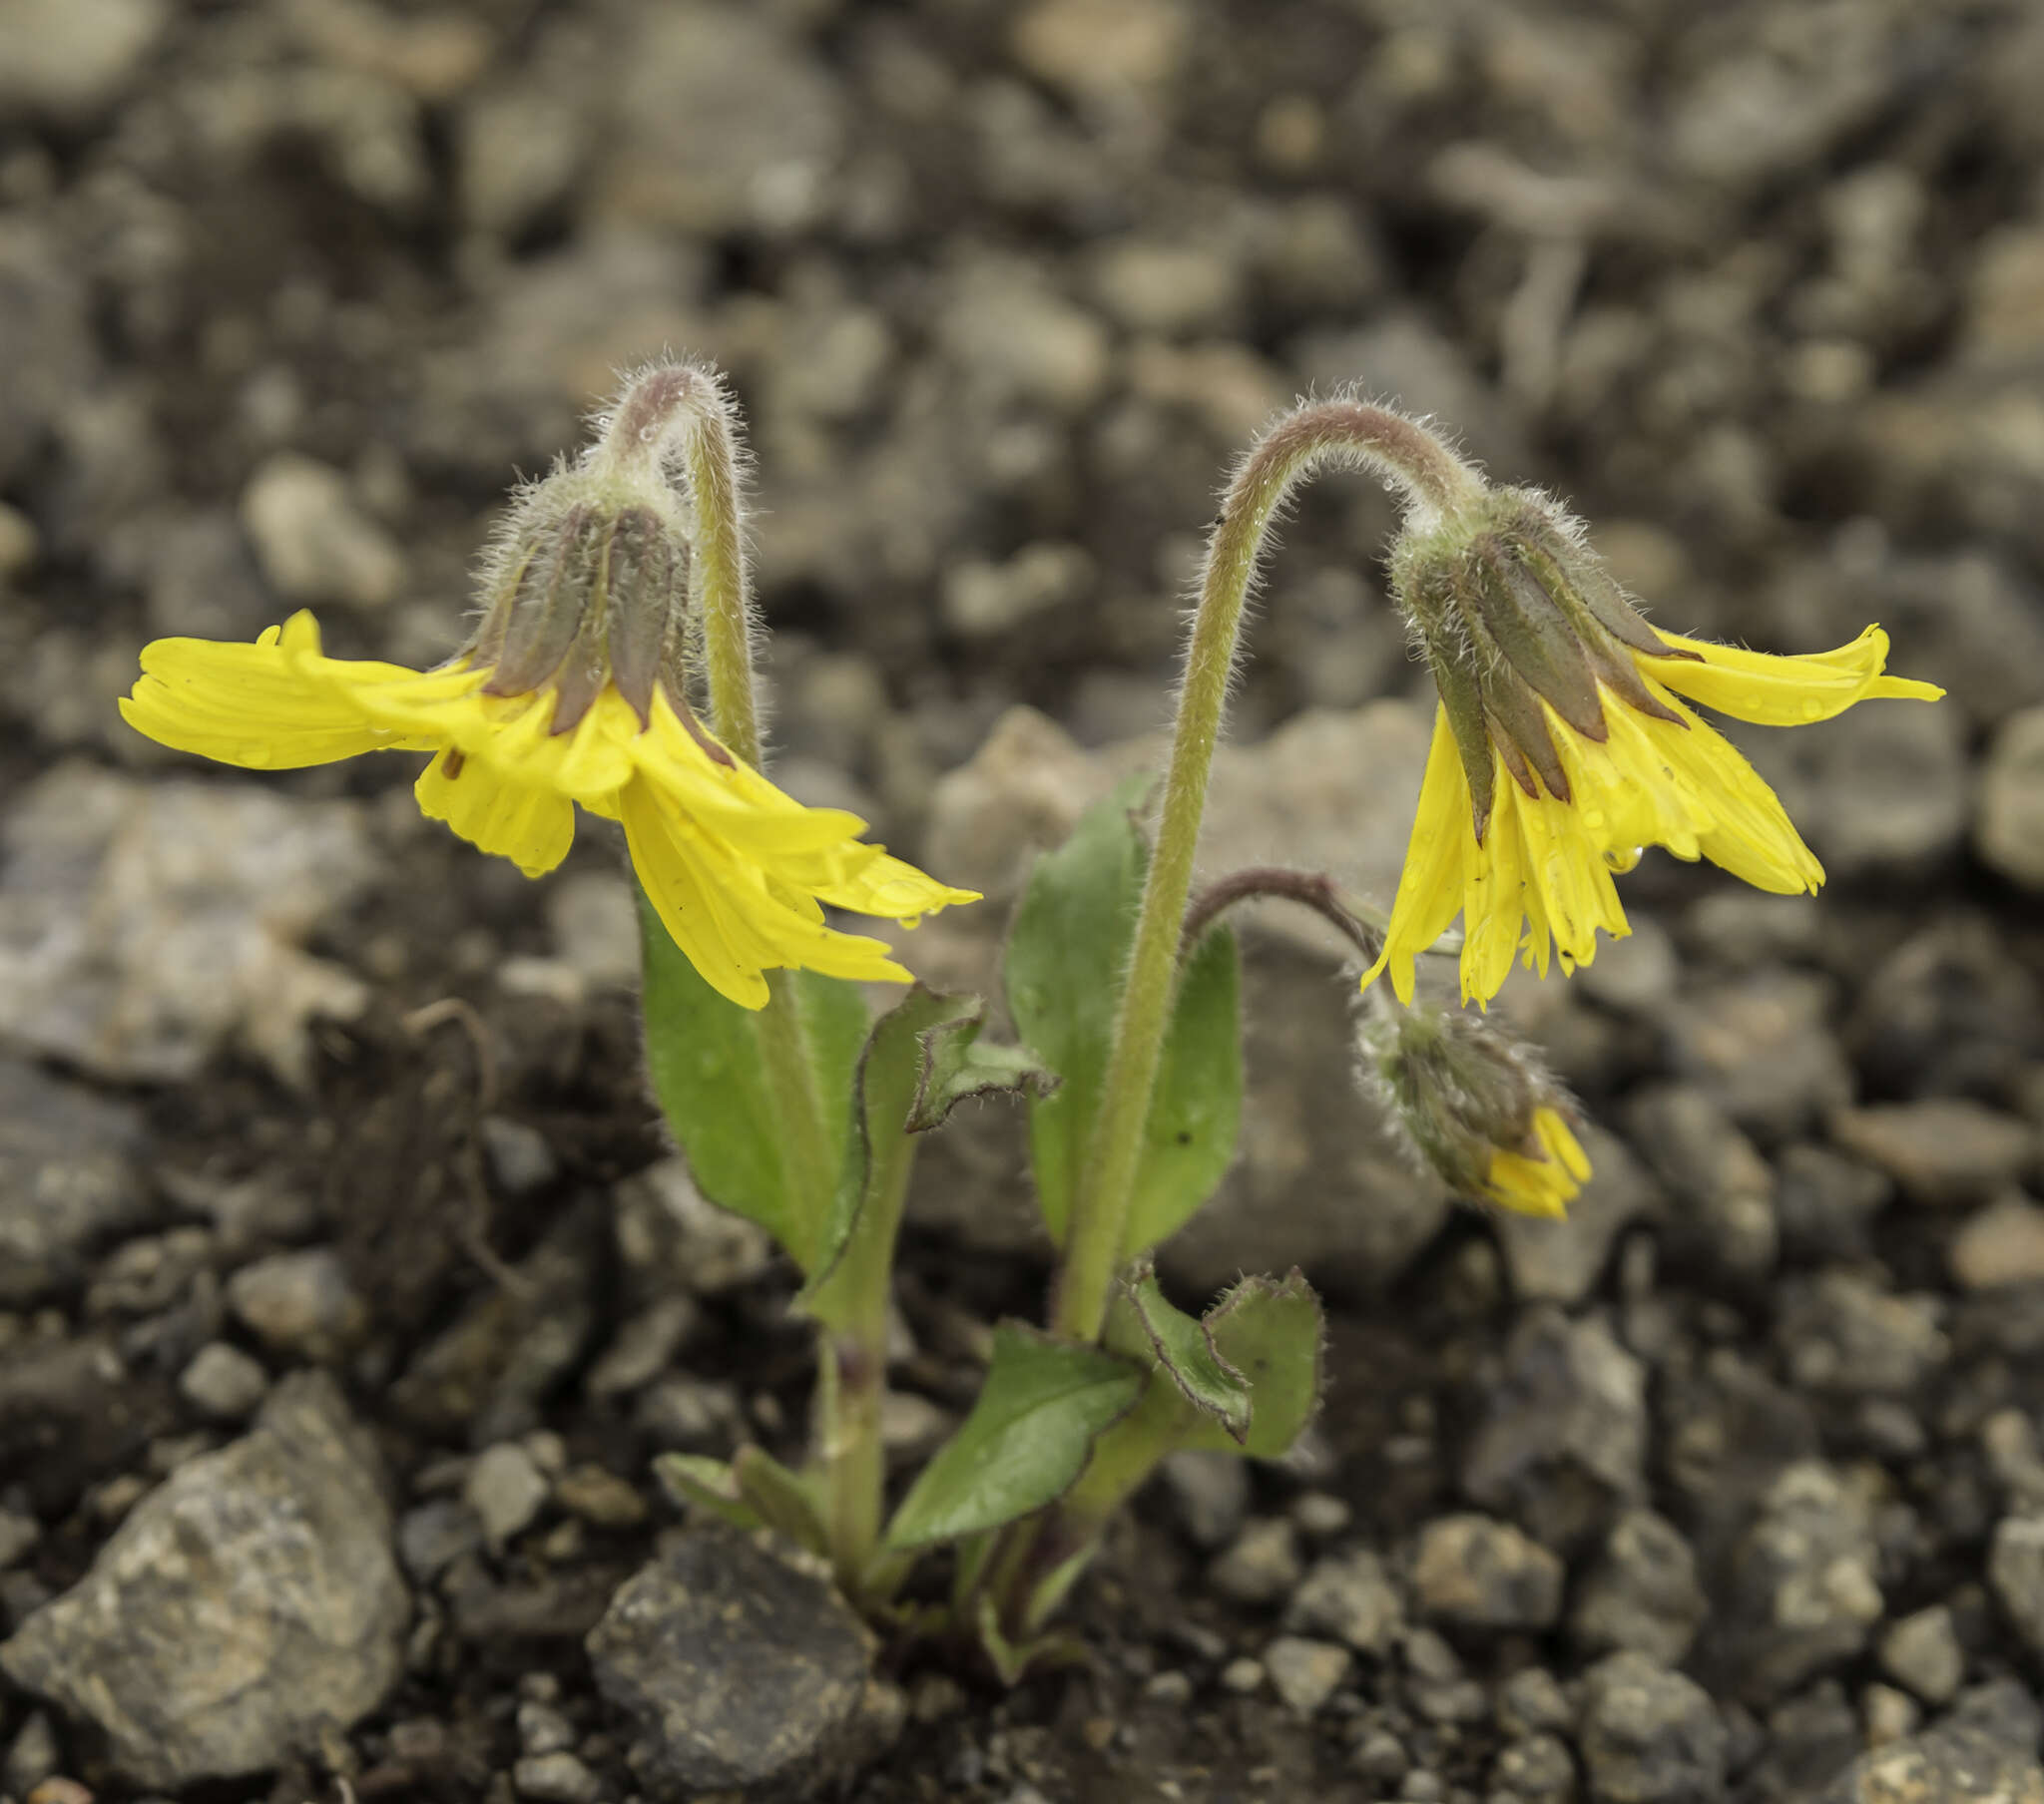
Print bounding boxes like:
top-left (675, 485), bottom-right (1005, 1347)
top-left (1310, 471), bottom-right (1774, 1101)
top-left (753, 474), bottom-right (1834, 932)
top-left (0, 1504), bottom-right (43, 1568)
top-left (1877, 1604), bottom-right (1964, 1704)
top-left (517, 1701), bottom-right (575, 1757)
top-left (1144, 1670), bottom-right (1193, 1705)
top-left (178, 1341), bottom-right (268, 1420)
top-left (465, 1443), bottom-right (549, 1551)
top-left (1861, 1681), bottom-right (1919, 1746)
top-left (554, 1464), bottom-right (647, 1529)
top-left (1265, 1634), bottom-right (1352, 1715)
top-left (1208, 1516), bottom-right (1302, 1606)
top-left (1220, 1655), bottom-right (1265, 1693)
top-left (512, 1750), bottom-right (600, 1804)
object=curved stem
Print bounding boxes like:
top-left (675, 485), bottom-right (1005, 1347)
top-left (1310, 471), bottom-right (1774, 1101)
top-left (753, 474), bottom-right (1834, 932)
top-left (1180, 864), bottom-right (1383, 964)
top-left (1049, 401), bottom-right (1483, 1343)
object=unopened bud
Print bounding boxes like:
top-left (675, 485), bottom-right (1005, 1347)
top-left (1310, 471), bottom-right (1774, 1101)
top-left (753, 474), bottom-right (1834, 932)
top-left (1388, 487), bottom-right (1696, 840)
top-left (458, 364), bottom-right (714, 745)
top-left (1360, 1004), bottom-right (1589, 1219)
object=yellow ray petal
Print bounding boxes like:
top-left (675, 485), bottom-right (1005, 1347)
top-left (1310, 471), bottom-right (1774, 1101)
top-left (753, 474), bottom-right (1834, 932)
top-left (122, 615), bottom-right (439, 767)
top-left (414, 747), bottom-right (575, 877)
top-left (1364, 703), bottom-right (1477, 1004)
top-left (1641, 625), bottom-right (1944, 725)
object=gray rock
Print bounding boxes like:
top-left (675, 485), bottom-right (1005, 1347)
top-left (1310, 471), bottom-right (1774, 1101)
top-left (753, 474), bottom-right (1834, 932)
top-left (1264, 1634), bottom-right (1351, 1715)
top-left (941, 541), bottom-right (1094, 640)
top-left (1626, 1086), bottom-right (1778, 1282)
top-left (1284, 1548), bottom-right (1404, 1655)
top-left (1777, 1269), bottom-right (1949, 1396)
top-left (458, 73), bottom-right (590, 240)
top-left (1463, 1307), bottom-right (1648, 1550)
top-left (1809, 1719), bottom-right (2044, 1803)
top-left (397, 1498), bottom-right (483, 1584)
top-left (1494, 1127), bottom-right (1660, 1306)
top-left (86, 1226), bottom-right (213, 1319)
top-left (3, 1708), bottom-right (58, 1796)
top-left (0, 1373), bottom-right (407, 1788)
top-left (517, 1699), bottom-right (575, 1756)
top-left (0, 764), bottom-right (373, 1086)
top-left (1572, 1510), bottom-right (1709, 1666)
top-left (1989, 1514), bottom-right (2044, 1660)
top-left (466, 1443), bottom-right (549, 1552)
top-left (1157, 1449), bottom-right (1251, 1553)
top-left (1412, 1514), bottom-right (1564, 1631)
top-left (0, 1503), bottom-right (41, 1568)
top-left (513, 1750), bottom-right (601, 1804)
top-left (1719, 1461), bottom-right (1883, 1704)
top-left (1775, 1144), bottom-right (1891, 1265)
top-left (1492, 1731), bottom-right (1577, 1804)
top-left (0, 1059), bottom-right (151, 1305)
top-left (937, 252), bottom-right (1110, 418)
top-left (1979, 704), bottom-right (2044, 889)
top-left (595, 7), bottom-right (842, 236)
top-left (479, 1117), bottom-right (560, 1202)
top-left (1499, 1665), bottom-right (1574, 1738)
top-left (1208, 1517), bottom-right (1302, 1608)
top-left (0, 221), bottom-right (96, 490)
top-left (1828, 1100), bottom-right (2034, 1208)
top-left (0, 0), bottom-right (168, 123)
top-left (585, 1296), bottom-right (700, 1399)
top-left (1954, 1195), bottom-right (2044, 1290)
top-left (1579, 1652), bottom-right (1729, 1804)
top-left (1666, 973), bottom-right (1853, 1142)
top-left (614, 1157), bottom-right (774, 1298)
top-left (146, 509), bottom-right (277, 643)
top-left (227, 1247), bottom-right (366, 1361)
top-left (587, 1528), bottom-right (897, 1798)
top-left (1877, 1605), bottom-right (1964, 1705)
top-left (240, 453), bottom-right (404, 611)
top-left (178, 1341), bottom-right (268, 1422)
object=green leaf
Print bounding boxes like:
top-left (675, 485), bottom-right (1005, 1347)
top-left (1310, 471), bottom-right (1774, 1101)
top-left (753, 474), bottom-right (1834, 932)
top-left (1180, 1270), bottom-right (1324, 1461)
top-left (731, 1444), bottom-right (828, 1554)
top-left (909, 1010), bottom-right (1058, 1133)
top-left (637, 886), bottom-right (866, 1271)
top-left (1005, 776), bottom-right (1153, 1245)
top-left (651, 1446), bottom-right (828, 1555)
top-left (800, 986), bottom-right (1000, 1320)
top-left (885, 1324), bottom-right (1144, 1549)
top-left (1123, 1263), bottom-right (1252, 1444)
top-left (1003, 783), bottom-right (1244, 1251)
top-left (1125, 925), bottom-right (1243, 1258)
top-left (652, 1454), bottom-right (759, 1532)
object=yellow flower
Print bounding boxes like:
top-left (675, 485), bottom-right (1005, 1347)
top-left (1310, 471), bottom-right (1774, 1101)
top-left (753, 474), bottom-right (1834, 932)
top-left (121, 606), bottom-right (976, 1011)
top-left (1366, 490), bottom-right (1944, 1006)
top-left (1478, 1105), bottom-right (1590, 1220)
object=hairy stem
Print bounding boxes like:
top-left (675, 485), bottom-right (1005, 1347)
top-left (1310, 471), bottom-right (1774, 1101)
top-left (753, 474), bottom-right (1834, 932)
top-left (614, 365), bottom-right (868, 1559)
top-left (1179, 864), bottom-right (1383, 963)
top-left (1050, 402), bottom-right (1482, 1343)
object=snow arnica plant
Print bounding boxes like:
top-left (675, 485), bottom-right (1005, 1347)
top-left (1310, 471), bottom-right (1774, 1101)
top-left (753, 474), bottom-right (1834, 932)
top-left (121, 360), bottom-right (1941, 1675)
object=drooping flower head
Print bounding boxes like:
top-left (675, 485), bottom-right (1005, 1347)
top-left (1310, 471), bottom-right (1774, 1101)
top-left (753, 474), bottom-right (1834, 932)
top-left (1361, 1001), bottom-right (1588, 1219)
top-left (121, 364), bottom-right (977, 1009)
top-left (1365, 484), bottom-right (1943, 1007)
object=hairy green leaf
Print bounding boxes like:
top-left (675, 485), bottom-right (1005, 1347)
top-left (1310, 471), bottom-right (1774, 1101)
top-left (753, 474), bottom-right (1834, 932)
top-left (885, 1324), bottom-right (1144, 1549)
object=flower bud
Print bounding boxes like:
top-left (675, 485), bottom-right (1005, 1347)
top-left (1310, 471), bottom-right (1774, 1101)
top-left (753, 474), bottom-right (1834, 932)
top-left (1388, 486), bottom-right (1696, 841)
top-left (1360, 1004), bottom-right (1589, 1219)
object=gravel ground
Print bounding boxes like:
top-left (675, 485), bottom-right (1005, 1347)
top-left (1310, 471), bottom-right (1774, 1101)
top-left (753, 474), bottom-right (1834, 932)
top-left (2, 2), bottom-right (2044, 1801)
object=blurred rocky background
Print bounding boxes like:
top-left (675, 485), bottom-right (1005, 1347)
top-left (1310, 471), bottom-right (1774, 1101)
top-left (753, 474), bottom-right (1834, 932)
top-left (2, 1), bottom-right (2043, 1801)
